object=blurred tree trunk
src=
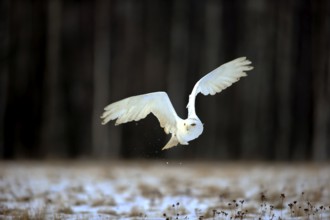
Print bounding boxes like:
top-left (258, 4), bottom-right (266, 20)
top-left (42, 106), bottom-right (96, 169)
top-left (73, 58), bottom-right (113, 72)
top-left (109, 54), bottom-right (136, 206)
top-left (183, 1), bottom-right (205, 158)
top-left (0, 0), bottom-right (10, 157)
top-left (142, 0), bottom-right (171, 157)
top-left (240, 0), bottom-right (277, 160)
top-left (144, 0), bottom-right (169, 92)
top-left (197, 0), bottom-right (223, 159)
top-left (273, 0), bottom-right (294, 160)
top-left (111, 0), bottom-right (145, 158)
top-left (165, 0), bottom-right (190, 159)
top-left (311, 0), bottom-right (330, 160)
top-left (61, 1), bottom-right (94, 158)
top-left (41, 0), bottom-right (66, 158)
top-left (290, 0), bottom-right (313, 160)
top-left (4, 1), bottom-right (46, 158)
top-left (218, 0), bottom-right (241, 159)
top-left (92, 0), bottom-right (115, 158)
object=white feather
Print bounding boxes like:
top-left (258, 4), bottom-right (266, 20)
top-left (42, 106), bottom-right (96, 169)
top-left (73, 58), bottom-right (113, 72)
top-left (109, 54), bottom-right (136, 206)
top-left (187, 57), bottom-right (253, 117)
top-left (101, 92), bottom-right (180, 135)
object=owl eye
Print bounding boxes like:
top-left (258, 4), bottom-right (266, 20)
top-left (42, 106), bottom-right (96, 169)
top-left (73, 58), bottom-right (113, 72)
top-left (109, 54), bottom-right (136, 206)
top-left (191, 123), bottom-right (196, 126)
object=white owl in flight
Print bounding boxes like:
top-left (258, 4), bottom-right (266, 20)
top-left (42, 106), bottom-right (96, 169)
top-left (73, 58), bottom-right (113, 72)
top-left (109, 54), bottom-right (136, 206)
top-left (101, 57), bottom-right (253, 150)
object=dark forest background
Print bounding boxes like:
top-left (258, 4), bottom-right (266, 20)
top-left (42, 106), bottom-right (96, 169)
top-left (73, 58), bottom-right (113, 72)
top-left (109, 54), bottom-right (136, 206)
top-left (1, 0), bottom-right (329, 161)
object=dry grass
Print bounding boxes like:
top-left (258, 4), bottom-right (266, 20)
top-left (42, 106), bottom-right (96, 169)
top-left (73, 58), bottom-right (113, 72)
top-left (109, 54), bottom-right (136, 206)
top-left (0, 161), bottom-right (329, 219)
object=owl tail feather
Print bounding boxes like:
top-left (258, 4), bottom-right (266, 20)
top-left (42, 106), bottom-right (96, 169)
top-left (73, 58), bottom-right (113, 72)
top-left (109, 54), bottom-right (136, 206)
top-left (162, 135), bottom-right (179, 150)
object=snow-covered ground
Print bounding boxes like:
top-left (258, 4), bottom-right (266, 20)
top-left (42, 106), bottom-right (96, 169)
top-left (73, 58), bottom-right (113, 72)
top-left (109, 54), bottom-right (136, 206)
top-left (0, 161), bottom-right (329, 219)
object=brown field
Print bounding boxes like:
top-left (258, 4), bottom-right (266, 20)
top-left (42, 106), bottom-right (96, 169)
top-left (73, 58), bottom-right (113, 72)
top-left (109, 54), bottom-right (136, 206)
top-left (0, 161), bottom-right (329, 219)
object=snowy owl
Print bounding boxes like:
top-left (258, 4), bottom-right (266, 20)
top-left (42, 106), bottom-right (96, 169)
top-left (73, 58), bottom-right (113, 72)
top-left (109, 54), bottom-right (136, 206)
top-left (101, 57), bottom-right (253, 150)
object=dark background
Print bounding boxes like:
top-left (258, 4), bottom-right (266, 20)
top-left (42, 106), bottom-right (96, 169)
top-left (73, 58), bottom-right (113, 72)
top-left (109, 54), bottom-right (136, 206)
top-left (1, 0), bottom-right (329, 161)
